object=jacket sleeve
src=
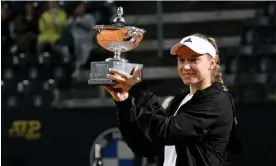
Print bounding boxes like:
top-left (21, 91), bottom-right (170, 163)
top-left (115, 97), bottom-right (158, 158)
top-left (129, 82), bottom-right (220, 145)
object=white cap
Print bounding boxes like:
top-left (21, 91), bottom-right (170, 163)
top-left (170, 35), bottom-right (217, 57)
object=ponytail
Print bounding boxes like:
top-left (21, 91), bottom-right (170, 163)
top-left (192, 33), bottom-right (228, 91)
top-left (212, 56), bottom-right (228, 91)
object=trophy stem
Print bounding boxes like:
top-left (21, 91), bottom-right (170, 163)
top-left (105, 51), bottom-right (128, 62)
top-left (114, 51), bottom-right (121, 59)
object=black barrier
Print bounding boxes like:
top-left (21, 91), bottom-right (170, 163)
top-left (2, 103), bottom-right (276, 166)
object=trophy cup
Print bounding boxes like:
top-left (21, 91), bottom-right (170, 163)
top-left (88, 7), bottom-right (145, 85)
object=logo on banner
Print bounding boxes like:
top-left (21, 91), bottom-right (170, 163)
top-left (8, 120), bottom-right (41, 140)
top-left (89, 127), bottom-right (135, 166)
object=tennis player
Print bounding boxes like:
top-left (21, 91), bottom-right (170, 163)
top-left (104, 33), bottom-right (242, 166)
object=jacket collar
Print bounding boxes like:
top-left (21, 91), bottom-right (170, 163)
top-left (179, 82), bottom-right (223, 98)
top-left (167, 82), bottom-right (223, 116)
top-left (193, 82), bottom-right (223, 97)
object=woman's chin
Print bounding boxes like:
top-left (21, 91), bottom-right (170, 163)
top-left (182, 79), bottom-right (199, 85)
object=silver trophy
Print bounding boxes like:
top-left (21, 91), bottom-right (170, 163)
top-left (88, 7), bottom-right (145, 85)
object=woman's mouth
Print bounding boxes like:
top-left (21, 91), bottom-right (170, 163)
top-left (182, 73), bottom-right (195, 76)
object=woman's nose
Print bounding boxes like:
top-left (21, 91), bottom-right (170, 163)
top-left (183, 62), bottom-right (191, 70)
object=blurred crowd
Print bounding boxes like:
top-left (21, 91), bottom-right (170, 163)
top-left (1, 1), bottom-right (117, 108)
top-left (2, 0), bottom-right (116, 77)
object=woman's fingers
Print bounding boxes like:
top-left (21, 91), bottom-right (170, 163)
top-left (107, 67), bottom-right (142, 93)
top-left (104, 86), bottom-right (115, 95)
top-left (104, 86), bottom-right (119, 100)
top-left (104, 86), bottom-right (120, 96)
top-left (107, 74), bottom-right (126, 84)
top-left (109, 68), bottom-right (131, 79)
top-left (131, 66), bottom-right (142, 80)
top-left (112, 83), bottom-right (123, 89)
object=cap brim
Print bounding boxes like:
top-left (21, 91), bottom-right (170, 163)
top-left (170, 43), bottom-right (207, 56)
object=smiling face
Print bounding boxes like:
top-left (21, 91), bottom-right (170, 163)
top-left (176, 45), bottom-right (215, 86)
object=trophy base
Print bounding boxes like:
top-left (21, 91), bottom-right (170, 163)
top-left (88, 60), bottom-right (143, 85)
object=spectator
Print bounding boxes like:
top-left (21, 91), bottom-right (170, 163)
top-left (65, 2), bottom-right (96, 78)
top-left (37, 0), bottom-right (67, 54)
top-left (14, 2), bottom-right (38, 54)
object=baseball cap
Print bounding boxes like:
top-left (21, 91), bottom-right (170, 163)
top-left (170, 35), bottom-right (217, 57)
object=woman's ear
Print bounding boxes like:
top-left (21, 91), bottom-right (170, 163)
top-left (210, 58), bottom-right (216, 70)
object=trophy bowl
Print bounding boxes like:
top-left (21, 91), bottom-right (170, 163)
top-left (88, 7), bottom-right (146, 85)
top-left (94, 25), bottom-right (145, 56)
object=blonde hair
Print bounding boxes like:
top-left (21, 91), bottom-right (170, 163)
top-left (191, 33), bottom-right (228, 91)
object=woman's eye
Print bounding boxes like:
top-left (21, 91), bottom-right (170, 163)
top-left (178, 57), bottom-right (199, 63)
top-left (189, 58), bottom-right (197, 63)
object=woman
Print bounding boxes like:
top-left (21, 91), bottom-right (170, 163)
top-left (104, 33), bottom-right (242, 166)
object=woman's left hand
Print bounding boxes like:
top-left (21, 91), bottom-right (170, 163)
top-left (107, 66), bottom-right (142, 93)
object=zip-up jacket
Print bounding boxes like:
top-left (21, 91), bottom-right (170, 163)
top-left (115, 82), bottom-right (242, 166)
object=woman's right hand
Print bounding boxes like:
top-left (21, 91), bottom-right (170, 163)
top-left (104, 66), bottom-right (142, 102)
top-left (104, 86), bottom-right (129, 102)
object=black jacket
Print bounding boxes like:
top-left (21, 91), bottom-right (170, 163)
top-left (115, 82), bottom-right (242, 166)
